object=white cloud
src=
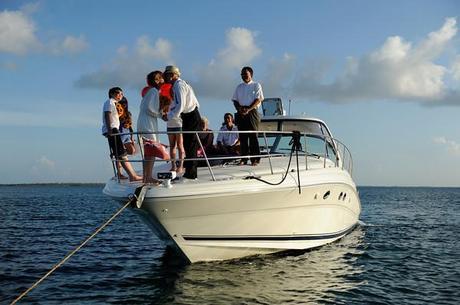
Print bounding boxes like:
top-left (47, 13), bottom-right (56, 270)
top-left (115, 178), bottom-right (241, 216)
top-left (75, 36), bottom-right (174, 89)
top-left (38, 156), bottom-right (55, 168)
top-left (0, 6), bottom-right (88, 56)
top-left (192, 27), bottom-right (262, 99)
top-left (136, 36), bottom-right (172, 61)
top-left (216, 27), bottom-right (261, 68)
top-left (263, 53), bottom-right (297, 97)
top-left (0, 9), bottom-right (40, 54)
top-left (434, 136), bottom-right (460, 155)
top-left (60, 35), bottom-right (89, 53)
top-left (31, 156), bottom-right (56, 174)
top-left (266, 17), bottom-right (460, 106)
top-left (75, 27), bottom-right (261, 96)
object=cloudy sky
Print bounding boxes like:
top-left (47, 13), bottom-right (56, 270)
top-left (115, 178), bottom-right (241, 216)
top-left (1, 0), bottom-right (459, 186)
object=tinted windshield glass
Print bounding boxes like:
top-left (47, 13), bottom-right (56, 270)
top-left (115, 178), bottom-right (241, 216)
top-left (282, 121), bottom-right (331, 138)
top-left (260, 120), bottom-right (332, 137)
top-left (259, 121), bottom-right (279, 131)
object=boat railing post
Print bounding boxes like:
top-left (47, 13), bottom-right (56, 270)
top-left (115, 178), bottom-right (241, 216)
top-left (349, 148), bottom-right (353, 176)
top-left (137, 132), bottom-right (144, 164)
top-left (342, 144), bottom-right (346, 171)
top-left (113, 132), bottom-right (121, 182)
top-left (323, 136), bottom-right (327, 168)
top-left (106, 134), bottom-right (118, 181)
top-left (304, 133), bottom-right (308, 170)
top-left (263, 132), bottom-right (273, 174)
top-left (334, 140), bottom-right (339, 168)
top-left (196, 131), bottom-right (216, 181)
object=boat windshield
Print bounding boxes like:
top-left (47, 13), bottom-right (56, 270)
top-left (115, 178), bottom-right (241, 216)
top-left (259, 120), bottom-right (337, 161)
top-left (259, 120), bottom-right (332, 138)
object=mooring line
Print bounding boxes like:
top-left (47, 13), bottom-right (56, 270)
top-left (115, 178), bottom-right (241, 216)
top-left (10, 186), bottom-right (145, 305)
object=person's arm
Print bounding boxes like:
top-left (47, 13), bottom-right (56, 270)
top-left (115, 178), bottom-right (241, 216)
top-left (245, 98), bottom-right (262, 113)
top-left (168, 82), bottom-right (185, 121)
top-left (146, 90), bottom-right (161, 117)
top-left (232, 99), bottom-right (241, 113)
top-left (216, 127), bottom-right (224, 145)
top-left (104, 111), bottom-right (113, 135)
top-left (232, 85), bottom-right (242, 113)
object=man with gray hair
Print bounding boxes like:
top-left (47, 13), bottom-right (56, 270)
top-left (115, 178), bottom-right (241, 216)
top-left (164, 65), bottom-right (202, 179)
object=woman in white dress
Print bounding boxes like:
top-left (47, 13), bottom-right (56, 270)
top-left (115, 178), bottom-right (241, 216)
top-left (137, 71), bottom-right (164, 184)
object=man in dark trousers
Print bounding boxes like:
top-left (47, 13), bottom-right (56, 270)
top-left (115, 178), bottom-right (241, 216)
top-left (232, 66), bottom-right (264, 166)
top-left (164, 65), bottom-right (202, 179)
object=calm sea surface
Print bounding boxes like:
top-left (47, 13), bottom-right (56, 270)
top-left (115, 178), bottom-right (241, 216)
top-left (1, 185), bottom-right (459, 305)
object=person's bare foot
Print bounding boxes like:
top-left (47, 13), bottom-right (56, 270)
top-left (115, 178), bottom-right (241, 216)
top-left (145, 178), bottom-right (161, 186)
top-left (129, 175), bottom-right (143, 182)
top-left (117, 174), bottom-right (128, 179)
top-left (176, 167), bottom-right (185, 174)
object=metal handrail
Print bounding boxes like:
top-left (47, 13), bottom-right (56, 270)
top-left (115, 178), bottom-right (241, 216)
top-left (108, 129), bottom-right (355, 180)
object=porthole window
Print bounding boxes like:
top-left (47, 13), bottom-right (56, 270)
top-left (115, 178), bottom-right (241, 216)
top-left (323, 191), bottom-right (330, 200)
top-left (343, 193), bottom-right (347, 201)
top-left (338, 192), bottom-right (343, 200)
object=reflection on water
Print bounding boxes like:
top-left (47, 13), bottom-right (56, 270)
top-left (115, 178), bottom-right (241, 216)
top-left (5, 186), bottom-right (458, 304)
top-left (145, 227), bottom-right (366, 305)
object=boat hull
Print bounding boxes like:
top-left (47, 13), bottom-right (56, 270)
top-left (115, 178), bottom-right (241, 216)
top-left (124, 178), bottom-right (360, 263)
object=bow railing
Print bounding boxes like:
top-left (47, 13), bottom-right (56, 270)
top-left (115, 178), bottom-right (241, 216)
top-left (107, 129), bottom-right (354, 182)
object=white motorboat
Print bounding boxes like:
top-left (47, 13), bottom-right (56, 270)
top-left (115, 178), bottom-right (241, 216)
top-left (103, 98), bottom-right (361, 263)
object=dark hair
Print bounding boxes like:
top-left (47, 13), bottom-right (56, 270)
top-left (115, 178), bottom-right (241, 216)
top-left (108, 87), bottom-right (122, 98)
top-left (222, 112), bottom-right (234, 125)
top-left (241, 66), bottom-right (253, 76)
top-left (119, 96), bottom-right (128, 108)
top-left (146, 71), bottom-right (163, 87)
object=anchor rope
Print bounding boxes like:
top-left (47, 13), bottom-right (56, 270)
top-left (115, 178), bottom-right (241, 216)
top-left (245, 131), bottom-right (303, 194)
top-left (9, 186), bottom-right (144, 305)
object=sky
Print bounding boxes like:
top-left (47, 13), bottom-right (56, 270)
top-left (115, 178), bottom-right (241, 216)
top-left (0, 0), bottom-right (459, 186)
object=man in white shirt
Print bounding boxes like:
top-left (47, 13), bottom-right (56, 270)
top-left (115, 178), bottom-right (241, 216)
top-left (164, 65), bottom-right (202, 179)
top-left (102, 87), bottom-right (141, 181)
top-left (232, 66), bottom-right (264, 165)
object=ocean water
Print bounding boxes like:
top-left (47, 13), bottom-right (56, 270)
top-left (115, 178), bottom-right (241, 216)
top-left (1, 185), bottom-right (459, 305)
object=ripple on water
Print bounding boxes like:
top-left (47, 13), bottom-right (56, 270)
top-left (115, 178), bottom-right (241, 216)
top-left (1, 185), bottom-right (460, 304)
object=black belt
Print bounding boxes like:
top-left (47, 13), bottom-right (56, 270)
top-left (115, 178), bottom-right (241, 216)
top-left (181, 107), bottom-right (198, 118)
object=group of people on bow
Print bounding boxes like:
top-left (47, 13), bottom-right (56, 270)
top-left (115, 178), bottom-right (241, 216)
top-left (101, 65), bottom-right (264, 184)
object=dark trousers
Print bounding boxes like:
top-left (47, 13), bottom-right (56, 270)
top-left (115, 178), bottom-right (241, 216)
top-left (106, 128), bottom-right (127, 159)
top-left (235, 109), bottom-right (260, 164)
top-left (181, 107), bottom-right (201, 179)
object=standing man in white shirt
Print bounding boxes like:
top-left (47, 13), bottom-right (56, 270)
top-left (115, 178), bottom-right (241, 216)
top-left (164, 65), bottom-right (202, 179)
top-left (232, 66), bottom-right (264, 166)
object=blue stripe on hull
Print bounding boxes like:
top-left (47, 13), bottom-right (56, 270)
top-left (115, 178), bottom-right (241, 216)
top-left (182, 223), bottom-right (357, 241)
